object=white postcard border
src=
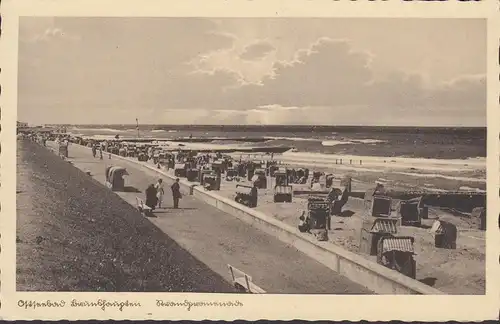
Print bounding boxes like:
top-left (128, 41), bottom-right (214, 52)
top-left (0, 0), bottom-right (498, 321)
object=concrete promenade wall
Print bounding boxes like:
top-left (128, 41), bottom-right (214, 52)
top-left (94, 147), bottom-right (445, 295)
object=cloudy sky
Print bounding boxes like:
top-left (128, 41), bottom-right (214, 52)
top-left (18, 18), bottom-right (486, 126)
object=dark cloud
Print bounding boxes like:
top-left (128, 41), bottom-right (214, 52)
top-left (239, 40), bottom-right (275, 60)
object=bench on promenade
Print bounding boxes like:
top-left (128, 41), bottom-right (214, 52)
top-left (136, 197), bottom-right (153, 217)
top-left (227, 264), bottom-right (266, 294)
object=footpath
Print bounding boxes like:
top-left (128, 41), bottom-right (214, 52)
top-left (51, 142), bottom-right (372, 294)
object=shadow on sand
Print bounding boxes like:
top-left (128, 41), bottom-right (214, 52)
top-left (419, 277), bottom-right (438, 287)
top-left (122, 186), bottom-right (142, 193)
top-left (338, 210), bottom-right (355, 217)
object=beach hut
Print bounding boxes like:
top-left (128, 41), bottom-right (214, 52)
top-left (307, 197), bottom-right (330, 231)
top-left (430, 220), bottom-right (457, 249)
top-left (199, 169), bottom-right (213, 186)
top-left (370, 195), bottom-right (392, 218)
top-left (359, 217), bottom-right (399, 256)
top-left (377, 236), bottom-right (416, 279)
top-left (186, 168), bottom-right (199, 182)
top-left (226, 167), bottom-right (237, 179)
top-left (397, 198), bottom-right (422, 227)
top-left (274, 168), bottom-right (288, 187)
top-left (105, 166), bottom-right (128, 191)
top-left (203, 173), bottom-right (219, 191)
top-left (274, 185), bottom-right (292, 202)
top-left (138, 152), bottom-right (148, 162)
top-left (174, 163), bottom-right (186, 178)
top-left (235, 184), bottom-right (256, 207)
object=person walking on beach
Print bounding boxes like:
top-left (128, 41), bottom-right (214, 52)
top-left (92, 144), bottom-right (97, 158)
top-left (99, 145), bottom-right (103, 160)
top-left (171, 178), bottom-right (182, 209)
top-left (155, 179), bottom-right (165, 208)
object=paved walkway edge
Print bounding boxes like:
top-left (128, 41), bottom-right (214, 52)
top-left (87, 146), bottom-right (445, 295)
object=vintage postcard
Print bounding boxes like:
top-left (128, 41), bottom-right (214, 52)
top-left (0, 0), bottom-right (498, 321)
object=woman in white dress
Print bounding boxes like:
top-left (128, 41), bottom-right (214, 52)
top-left (155, 179), bottom-right (165, 208)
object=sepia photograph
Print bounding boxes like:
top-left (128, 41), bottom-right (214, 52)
top-left (15, 17), bottom-right (486, 296)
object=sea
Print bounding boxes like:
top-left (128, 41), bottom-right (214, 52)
top-left (59, 125), bottom-right (486, 161)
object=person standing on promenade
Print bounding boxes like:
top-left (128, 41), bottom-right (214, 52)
top-left (250, 181), bottom-right (258, 208)
top-left (145, 184), bottom-right (158, 212)
top-left (171, 178), bottom-right (182, 209)
top-left (155, 179), bottom-right (165, 208)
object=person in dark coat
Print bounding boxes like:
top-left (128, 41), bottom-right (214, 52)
top-left (171, 178), bottom-right (182, 209)
top-left (145, 184), bottom-right (158, 211)
top-left (249, 181), bottom-right (258, 208)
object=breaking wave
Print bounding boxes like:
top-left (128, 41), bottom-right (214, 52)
top-left (71, 127), bottom-right (126, 133)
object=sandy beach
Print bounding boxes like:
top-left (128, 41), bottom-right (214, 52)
top-left (207, 177), bottom-right (485, 294)
top-left (124, 139), bottom-right (486, 193)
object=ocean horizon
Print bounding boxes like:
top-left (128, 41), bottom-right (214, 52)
top-left (45, 123), bottom-right (486, 134)
top-left (47, 124), bottom-right (487, 160)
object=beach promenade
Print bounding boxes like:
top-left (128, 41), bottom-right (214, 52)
top-left (41, 141), bottom-right (372, 294)
top-left (17, 139), bottom-right (235, 292)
